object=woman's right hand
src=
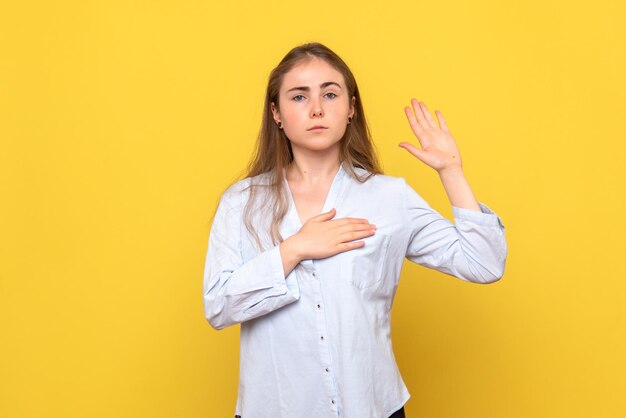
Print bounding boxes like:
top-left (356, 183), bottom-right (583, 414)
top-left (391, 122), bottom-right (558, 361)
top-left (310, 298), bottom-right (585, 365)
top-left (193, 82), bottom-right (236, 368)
top-left (285, 208), bottom-right (377, 261)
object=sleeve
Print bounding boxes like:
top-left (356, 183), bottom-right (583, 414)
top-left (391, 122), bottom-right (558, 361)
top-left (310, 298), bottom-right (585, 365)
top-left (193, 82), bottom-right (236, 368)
top-left (202, 186), bottom-right (301, 330)
top-left (402, 178), bottom-right (508, 284)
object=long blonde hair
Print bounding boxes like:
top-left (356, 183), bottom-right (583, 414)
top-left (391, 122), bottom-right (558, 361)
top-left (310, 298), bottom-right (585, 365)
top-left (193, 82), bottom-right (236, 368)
top-left (218, 42), bottom-right (383, 251)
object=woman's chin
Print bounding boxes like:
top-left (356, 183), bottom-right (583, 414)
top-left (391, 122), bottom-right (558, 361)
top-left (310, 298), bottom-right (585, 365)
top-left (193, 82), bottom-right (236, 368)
top-left (291, 141), bottom-right (341, 154)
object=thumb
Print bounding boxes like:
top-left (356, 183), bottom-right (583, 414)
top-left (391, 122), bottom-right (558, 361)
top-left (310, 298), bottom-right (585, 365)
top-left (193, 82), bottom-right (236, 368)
top-left (399, 142), bottom-right (428, 164)
top-left (315, 207), bottom-right (336, 221)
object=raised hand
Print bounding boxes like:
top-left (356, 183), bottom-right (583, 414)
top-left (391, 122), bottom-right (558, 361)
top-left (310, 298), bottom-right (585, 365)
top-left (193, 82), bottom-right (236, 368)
top-left (398, 98), bottom-right (463, 174)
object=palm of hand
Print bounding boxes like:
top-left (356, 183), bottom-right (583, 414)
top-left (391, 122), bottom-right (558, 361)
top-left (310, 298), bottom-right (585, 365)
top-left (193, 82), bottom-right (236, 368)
top-left (398, 98), bottom-right (463, 173)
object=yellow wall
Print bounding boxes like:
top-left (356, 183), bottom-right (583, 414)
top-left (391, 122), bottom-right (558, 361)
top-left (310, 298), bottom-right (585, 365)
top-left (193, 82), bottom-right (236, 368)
top-left (1, 1), bottom-right (624, 417)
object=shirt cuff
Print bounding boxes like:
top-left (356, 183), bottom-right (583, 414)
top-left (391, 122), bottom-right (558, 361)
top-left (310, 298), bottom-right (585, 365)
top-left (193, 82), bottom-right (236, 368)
top-left (225, 245), bottom-right (287, 295)
top-left (452, 202), bottom-right (506, 229)
top-left (269, 244), bottom-right (301, 300)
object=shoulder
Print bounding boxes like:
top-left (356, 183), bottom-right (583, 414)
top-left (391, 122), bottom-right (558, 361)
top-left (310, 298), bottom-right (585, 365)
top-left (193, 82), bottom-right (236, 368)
top-left (348, 166), bottom-right (408, 195)
top-left (220, 171), bottom-right (273, 205)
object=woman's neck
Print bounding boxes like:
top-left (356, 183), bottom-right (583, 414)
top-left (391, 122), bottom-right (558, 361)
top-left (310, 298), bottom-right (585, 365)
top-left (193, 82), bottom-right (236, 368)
top-left (286, 156), bottom-right (342, 185)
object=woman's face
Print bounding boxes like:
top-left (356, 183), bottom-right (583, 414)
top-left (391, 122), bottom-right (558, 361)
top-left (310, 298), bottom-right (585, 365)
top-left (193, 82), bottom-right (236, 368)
top-left (271, 57), bottom-right (355, 156)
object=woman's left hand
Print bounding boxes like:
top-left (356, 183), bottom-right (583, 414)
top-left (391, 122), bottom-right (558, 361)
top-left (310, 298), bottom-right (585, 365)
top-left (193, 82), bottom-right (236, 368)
top-left (398, 98), bottom-right (463, 174)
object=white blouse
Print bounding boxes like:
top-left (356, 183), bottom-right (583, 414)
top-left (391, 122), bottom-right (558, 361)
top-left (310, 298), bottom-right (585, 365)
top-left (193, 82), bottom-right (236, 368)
top-left (203, 162), bottom-right (508, 418)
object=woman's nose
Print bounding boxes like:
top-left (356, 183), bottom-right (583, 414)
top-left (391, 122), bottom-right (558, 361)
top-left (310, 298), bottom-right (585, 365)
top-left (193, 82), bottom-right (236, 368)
top-left (310, 97), bottom-right (324, 117)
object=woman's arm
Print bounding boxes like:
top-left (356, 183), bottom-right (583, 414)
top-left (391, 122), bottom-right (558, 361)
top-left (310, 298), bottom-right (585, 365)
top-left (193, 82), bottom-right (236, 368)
top-left (203, 186), bottom-right (300, 330)
top-left (438, 167), bottom-right (481, 212)
top-left (399, 98), bottom-right (507, 283)
top-left (402, 178), bottom-right (507, 283)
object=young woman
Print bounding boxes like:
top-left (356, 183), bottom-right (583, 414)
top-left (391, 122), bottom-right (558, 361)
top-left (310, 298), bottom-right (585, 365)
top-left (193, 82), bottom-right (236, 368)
top-left (203, 42), bottom-right (507, 418)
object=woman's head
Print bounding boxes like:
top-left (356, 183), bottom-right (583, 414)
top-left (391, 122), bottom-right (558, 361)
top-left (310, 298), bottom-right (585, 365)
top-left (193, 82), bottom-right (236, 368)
top-left (270, 56), bottom-right (355, 158)
top-left (247, 42), bottom-right (382, 179)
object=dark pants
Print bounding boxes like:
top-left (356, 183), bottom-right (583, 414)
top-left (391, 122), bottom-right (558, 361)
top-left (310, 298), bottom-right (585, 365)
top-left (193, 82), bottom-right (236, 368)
top-left (389, 406), bottom-right (406, 418)
top-left (234, 405), bottom-right (405, 418)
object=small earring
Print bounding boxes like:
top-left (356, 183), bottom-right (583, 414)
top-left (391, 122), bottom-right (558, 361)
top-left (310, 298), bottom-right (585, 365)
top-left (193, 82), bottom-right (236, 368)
top-left (347, 117), bottom-right (352, 125)
top-left (277, 121), bottom-right (283, 129)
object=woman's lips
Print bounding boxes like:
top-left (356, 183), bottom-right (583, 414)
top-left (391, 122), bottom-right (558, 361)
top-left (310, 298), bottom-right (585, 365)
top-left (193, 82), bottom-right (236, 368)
top-left (308, 127), bottom-right (328, 131)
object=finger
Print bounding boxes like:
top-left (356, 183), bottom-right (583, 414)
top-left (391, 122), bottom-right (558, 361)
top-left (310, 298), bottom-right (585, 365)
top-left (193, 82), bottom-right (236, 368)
top-left (340, 221), bottom-right (376, 229)
top-left (411, 98), bottom-right (431, 130)
top-left (340, 228), bottom-right (376, 243)
top-left (419, 101), bottom-right (438, 129)
top-left (404, 106), bottom-right (427, 148)
top-left (338, 222), bottom-right (377, 235)
top-left (435, 110), bottom-right (450, 132)
top-left (337, 240), bottom-right (365, 252)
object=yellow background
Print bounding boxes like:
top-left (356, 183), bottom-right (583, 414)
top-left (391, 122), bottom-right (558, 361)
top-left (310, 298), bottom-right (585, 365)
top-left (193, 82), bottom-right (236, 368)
top-left (1, 1), bottom-right (624, 417)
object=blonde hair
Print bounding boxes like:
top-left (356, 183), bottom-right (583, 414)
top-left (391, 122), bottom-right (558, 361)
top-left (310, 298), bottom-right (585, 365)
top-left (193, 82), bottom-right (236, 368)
top-left (217, 42), bottom-right (383, 251)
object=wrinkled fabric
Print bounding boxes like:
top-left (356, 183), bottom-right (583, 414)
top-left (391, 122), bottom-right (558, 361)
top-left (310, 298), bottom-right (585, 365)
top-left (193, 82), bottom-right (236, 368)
top-left (203, 162), bottom-right (507, 418)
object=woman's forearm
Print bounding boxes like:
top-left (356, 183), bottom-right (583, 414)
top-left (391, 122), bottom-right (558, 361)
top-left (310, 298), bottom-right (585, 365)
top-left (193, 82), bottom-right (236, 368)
top-left (279, 236), bottom-right (303, 278)
top-left (438, 167), bottom-right (481, 211)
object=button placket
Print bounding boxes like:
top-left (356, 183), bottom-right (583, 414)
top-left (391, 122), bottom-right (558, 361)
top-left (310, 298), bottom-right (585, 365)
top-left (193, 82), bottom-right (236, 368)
top-left (311, 266), bottom-right (339, 414)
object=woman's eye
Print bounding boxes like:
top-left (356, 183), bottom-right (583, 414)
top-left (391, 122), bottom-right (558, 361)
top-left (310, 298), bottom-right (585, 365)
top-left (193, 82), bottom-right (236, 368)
top-left (292, 93), bottom-right (337, 102)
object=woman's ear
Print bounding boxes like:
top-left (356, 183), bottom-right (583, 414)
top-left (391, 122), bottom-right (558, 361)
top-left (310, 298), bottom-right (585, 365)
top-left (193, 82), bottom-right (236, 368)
top-left (271, 102), bottom-right (280, 122)
top-left (349, 96), bottom-right (356, 119)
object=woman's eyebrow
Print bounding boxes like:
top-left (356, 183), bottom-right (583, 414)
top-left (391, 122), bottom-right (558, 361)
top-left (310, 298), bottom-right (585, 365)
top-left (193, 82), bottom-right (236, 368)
top-left (286, 81), bottom-right (342, 93)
